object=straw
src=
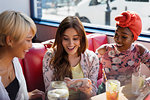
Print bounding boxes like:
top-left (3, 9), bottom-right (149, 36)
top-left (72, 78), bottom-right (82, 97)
top-left (102, 68), bottom-right (107, 81)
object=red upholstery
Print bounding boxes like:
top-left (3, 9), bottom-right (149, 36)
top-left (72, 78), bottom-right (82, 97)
top-left (20, 33), bottom-right (107, 92)
top-left (87, 34), bottom-right (108, 52)
top-left (86, 34), bottom-right (108, 79)
top-left (41, 39), bottom-right (54, 48)
top-left (145, 94), bottom-right (150, 100)
top-left (92, 34), bottom-right (108, 52)
top-left (87, 35), bottom-right (94, 51)
top-left (23, 43), bottom-right (47, 92)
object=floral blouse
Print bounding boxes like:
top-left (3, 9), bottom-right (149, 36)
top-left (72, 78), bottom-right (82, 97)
top-left (97, 43), bottom-right (150, 86)
top-left (43, 48), bottom-right (99, 96)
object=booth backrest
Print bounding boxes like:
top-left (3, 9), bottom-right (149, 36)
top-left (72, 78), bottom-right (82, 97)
top-left (20, 43), bottom-right (47, 92)
top-left (86, 34), bottom-right (108, 79)
top-left (86, 34), bottom-right (108, 52)
top-left (19, 33), bottom-right (107, 92)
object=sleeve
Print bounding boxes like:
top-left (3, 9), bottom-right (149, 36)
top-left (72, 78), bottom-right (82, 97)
top-left (87, 50), bottom-right (100, 96)
top-left (95, 44), bottom-right (109, 81)
top-left (95, 49), bottom-right (102, 64)
top-left (42, 49), bottom-right (54, 93)
top-left (140, 45), bottom-right (150, 69)
top-left (0, 77), bottom-right (10, 100)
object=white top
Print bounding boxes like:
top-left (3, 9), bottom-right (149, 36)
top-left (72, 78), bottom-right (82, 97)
top-left (0, 57), bottom-right (29, 100)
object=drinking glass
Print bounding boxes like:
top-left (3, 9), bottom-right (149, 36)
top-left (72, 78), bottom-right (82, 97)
top-left (131, 72), bottom-right (146, 95)
top-left (47, 81), bottom-right (69, 100)
top-left (106, 80), bottom-right (120, 100)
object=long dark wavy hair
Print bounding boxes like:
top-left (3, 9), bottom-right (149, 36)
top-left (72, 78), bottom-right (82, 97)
top-left (50, 16), bottom-right (88, 81)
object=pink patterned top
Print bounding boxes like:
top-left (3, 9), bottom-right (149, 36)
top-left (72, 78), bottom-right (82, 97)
top-left (43, 48), bottom-right (99, 96)
top-left (98, 43), bottom-right (150, 86)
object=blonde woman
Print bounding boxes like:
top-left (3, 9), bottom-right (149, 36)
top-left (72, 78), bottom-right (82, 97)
top-left (0, 11), bottom-right (45, 100)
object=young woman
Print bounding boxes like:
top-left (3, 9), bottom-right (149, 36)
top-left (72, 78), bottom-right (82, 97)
top-left (96, 11), bottom-right (150, 94)
top-left (0, 10), bottom-right (45, 100)
top-left (43, 16), bottom-right (99, 99)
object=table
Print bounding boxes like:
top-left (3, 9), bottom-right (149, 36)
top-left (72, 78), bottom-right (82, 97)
top-left (91, 84), bottom-right (138, 100)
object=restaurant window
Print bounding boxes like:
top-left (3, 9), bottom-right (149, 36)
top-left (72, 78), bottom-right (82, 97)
top-left (31, 0), bottom-right (150, 32)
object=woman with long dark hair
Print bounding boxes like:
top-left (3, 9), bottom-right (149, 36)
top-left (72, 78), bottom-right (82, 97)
top-left (43, 16), bottom-right (99, 99)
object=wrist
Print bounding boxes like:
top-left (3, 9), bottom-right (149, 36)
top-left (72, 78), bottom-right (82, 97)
top-left (28, 92), bottom-right (32, 99)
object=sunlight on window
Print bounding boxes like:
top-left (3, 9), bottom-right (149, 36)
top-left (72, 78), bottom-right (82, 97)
top-left (36, 0), bottom-right (150, 31)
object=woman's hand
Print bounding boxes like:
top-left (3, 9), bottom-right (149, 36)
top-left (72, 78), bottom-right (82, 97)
top-left (64, 77), bottom-right (92, 96)
top-left (28, 89), bottom-right (45, 100)
top-left (64, 77), bottom-right (78, 91)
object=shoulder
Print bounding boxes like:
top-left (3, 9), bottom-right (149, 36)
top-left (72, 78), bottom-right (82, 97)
top-left (135, 43), bottom-right (147, 55)
top-left (82, 50), bottom-right (99, 67)
top-left (13, 57), bottom-right (19, 63)
top-left (84, 49), bottom-right (99, 61)
top-left (43, 48), bottom-right (55, 59)
top-left (85, 49), bottom-right (97, 56)
top-left (96, 44), bottom-right (112, 55)
top-left (43, 48), bottom-right (54, 72)
top-left (13, 57), bottom-right (22, 70)
top-left (43, 48), bottom-right (55, 67)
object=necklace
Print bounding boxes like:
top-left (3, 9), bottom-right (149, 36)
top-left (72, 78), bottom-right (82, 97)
top-left (0, 64), bottom-right (15, 87)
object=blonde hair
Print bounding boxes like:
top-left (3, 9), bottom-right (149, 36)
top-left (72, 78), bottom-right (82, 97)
top-left (0, 10), bottom-right (36, 46)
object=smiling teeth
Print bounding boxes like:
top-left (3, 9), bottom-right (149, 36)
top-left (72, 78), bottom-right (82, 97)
top-left (116, 44), bottom-right (123, 46)
top-left (24, 50), bottom-right (29, 53)
top-left (68, 47), bottom-right (74, 50)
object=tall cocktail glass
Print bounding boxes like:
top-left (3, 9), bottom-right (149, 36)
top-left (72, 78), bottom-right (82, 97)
top-left (106, 80), bottom-right (120, 100)
top-left (132, 72), bottom-right (145, 95)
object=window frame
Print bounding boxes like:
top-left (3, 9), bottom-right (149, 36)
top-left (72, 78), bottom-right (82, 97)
top-left (30, 0), bottom-right (150, 43)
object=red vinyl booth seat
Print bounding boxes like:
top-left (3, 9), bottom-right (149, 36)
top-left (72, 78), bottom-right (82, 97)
top-left (20, 43), bottom-right (47, 92)
top-left (19, 33), bottom-right (107, 92)
top-left (145, 94), bottom-right (150, 100)
top-left (87, 34), bottom-right (108, 79)
top-left (87, 34), bottom-right (108, 52)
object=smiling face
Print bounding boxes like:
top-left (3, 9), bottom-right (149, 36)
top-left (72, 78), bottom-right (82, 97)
top-left (10, 29), bottom-right (34, 59)
top-left (114, 26), bottom-right (135, 52)
top-left (62, 28), bottom-right (80, 57)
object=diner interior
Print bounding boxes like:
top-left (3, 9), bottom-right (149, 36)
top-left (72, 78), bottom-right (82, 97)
top-left (0, 0), bottom-right (150, 100)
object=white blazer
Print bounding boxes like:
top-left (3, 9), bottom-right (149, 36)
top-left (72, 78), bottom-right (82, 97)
top-left (0, 57), bottom-right (29, 100)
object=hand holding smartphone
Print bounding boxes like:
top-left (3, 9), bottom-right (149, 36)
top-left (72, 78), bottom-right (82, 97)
top-left (64, 77), bottom-right (92, 92)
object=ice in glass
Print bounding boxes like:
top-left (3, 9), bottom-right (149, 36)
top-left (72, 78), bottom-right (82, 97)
top-left (106, 80), bottom-right (120, 100)
top-left (47, 81), bottom-right (69, 100)
top-left (132, 72), bottom-right (145, 95)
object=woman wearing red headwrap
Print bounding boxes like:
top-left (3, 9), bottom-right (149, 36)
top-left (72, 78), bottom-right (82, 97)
top-left (96, 11), bottom-right (150, 94)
